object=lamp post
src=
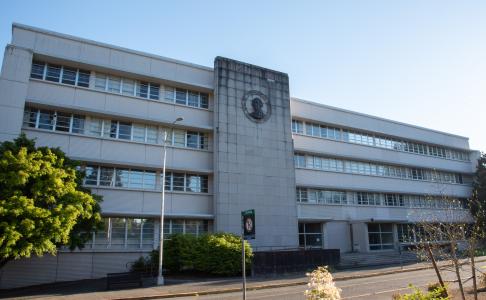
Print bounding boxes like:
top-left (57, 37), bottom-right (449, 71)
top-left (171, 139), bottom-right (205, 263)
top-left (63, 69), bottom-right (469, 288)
top-left (157, 116), bottom-right (183, 286)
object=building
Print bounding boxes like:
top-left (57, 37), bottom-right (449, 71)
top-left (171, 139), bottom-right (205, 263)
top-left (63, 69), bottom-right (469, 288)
top-left (0, 23), bottom-right (479, 288)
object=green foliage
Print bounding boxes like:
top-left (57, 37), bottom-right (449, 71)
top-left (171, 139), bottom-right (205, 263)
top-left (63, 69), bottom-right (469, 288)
top-left (470, 153), bottom-right (486, 235)
top-left (393, 284), bottom-right (449, 300)
top-left (0, 134), bottom-right (103, 267)
top-left (130, 233), bottom-right (253, 276)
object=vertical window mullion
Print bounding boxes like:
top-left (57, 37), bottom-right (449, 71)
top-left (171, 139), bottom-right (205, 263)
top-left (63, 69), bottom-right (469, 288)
top-left (116, 121), bottom-right (120, 139)
top-left (111, 167), bottom-right (116, 186)
top-left (96, 166), bottom-right (101, 186)
top-left (35, 109), bottom-right (41, 128)
top-left (42, 63), bottom-right (47, 80)
top-left (140, 220), bottom-right (144, 249)
top-left (105, 75), bottom-right (109, 91)
top-left (59, 66), bottom-right (64, 83)
top-left (69, 114), bottom-right (74, 133)
top-left (108, 217), bottom-right (112, 248)
top-left (52, 111), bottom-right (57, 131)
top-left (75, 69), bottom-right (79, 86)
top-left (120, 78), bottom-right (123, 94)
top-left (145, 126), bottom-right (148, 143)
top-left (124, 218), bottom-right (128, 249)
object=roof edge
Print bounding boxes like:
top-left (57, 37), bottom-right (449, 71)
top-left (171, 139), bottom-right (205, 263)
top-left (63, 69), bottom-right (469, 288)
top-left (12, 23), bottom-right (214, 72)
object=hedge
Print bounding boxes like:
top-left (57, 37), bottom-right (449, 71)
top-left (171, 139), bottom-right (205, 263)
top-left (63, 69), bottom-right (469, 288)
top-left (130, 233), bottom-right (253, 276)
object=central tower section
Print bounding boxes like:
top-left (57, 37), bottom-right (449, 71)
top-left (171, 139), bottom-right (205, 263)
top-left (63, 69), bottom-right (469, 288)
top-left (213, 57), bottom-right (298, 249)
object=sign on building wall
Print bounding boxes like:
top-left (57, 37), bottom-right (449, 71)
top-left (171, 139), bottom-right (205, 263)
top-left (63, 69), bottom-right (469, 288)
top-left (241, 209), bottom-right (255, 240)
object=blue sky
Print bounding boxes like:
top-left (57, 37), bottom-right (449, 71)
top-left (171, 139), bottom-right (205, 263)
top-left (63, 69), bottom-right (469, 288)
top-left (1, 0), bottom-right (485, 151)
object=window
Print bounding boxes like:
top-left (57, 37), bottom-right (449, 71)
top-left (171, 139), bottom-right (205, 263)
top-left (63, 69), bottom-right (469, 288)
top-left (99, 167), bottom-right (114, 186)
top-left (176, 88), bottom-right (187, 105)
top-left (137, 81), bottom-right (149, 98)
top-left (294, 154), bottom-right (306, 168)
top-left (164, 86), bottom-right (175, 102)
top-left (38, 110), bottom-right (55, 130)
top-left (55, 112), bottom-right (71, 132)
top-left (186, 174), bottom-right (208, 193)
top-left (115, 168), bottom-right (130, 188)
top-left (173, 130), bottom-right (186, 147)
top-left (108, 76), bottom-right (121, 93)
top-left (84, 166), bottom-right (98, 185)
top-left (172, 173), bottom-right (185, 191)
top-left (368, 223), bottom-right (394, 250)
top-left (291, 120), bottom-right (304, 134)
top-left (77, 70), bottom-right (90, 87)
top-left (45, 64), bottom-right (61, 82)
top-left (200, 93), bottom-right (209, 109)
top-left (132, 124), bottom-right (146, 142)
top-left (30, 61), bottom-right (45, 79)
top-left (61, 67), bottom-right (77, 85)
top-left (95, 73), bottom-right (107, 90)
top-left (299, 223), bottom-right (323, 248)
top-left (188, 91), bottom-right (199, 107)
top-left (23, 107), bottom-right (37, 128)
top-left (91, 217), bottom-right (155, 249)
top-left (149, 83), bottom-right (160, 100)
top-left (163, 219), bottom-right (210, 237)
top-left (72, 115), bottom-right (85, 134)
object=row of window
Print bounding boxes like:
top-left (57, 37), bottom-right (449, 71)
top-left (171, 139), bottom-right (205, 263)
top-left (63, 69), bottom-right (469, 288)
top-left (30, 61), bottom-right (90, 87)
top-left (294, 154), bottom-right (466, 185)
top-left (83, 218), bottom-right (210, 250)
top-left (296, 187), bottom-right (467, 209)
top-left (83, 166), bottom-right (209, 193)
top-left (30, 60), bottom-right (210, 109)
top-left (23, 107), bottom-right (209, 150)
top-left (396, 223), bottom-right (468, 244)
top-left (292, 120), bottom-right (470, 161)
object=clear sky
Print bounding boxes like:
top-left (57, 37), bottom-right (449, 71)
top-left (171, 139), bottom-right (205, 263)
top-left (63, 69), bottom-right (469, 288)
top-left (1, 0), bottom-right (485, 151)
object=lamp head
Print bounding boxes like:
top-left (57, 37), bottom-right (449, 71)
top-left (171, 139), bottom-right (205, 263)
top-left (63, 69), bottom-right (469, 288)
top-left (175, 117), bottom-right (184, 122)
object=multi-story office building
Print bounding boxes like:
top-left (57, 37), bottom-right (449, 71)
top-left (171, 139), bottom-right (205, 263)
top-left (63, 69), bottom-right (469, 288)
top-left (0, 24), bottom-right (479, 288)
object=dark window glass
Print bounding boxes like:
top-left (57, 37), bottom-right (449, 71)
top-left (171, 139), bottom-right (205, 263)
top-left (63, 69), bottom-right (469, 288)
top-left (45, 64), bottom-right (61, 82)
top-left (72, 115), bottom-right (85, 134)
top-left (30, 61), bottom-right (45, 79)
top-left (77, 70), bottom-right (90, 87)
top-left (186, 131), bottom-right (199, 148)
top-left (84, 166), bottom-right (98, 185)
top-left (188, 91), bottom-right (199, 107)
top-left (149, 83), bottom-right (160, 100)
top-left (99, 167), bottom-right (114, 186)
top-left (172, 173), bottom-right (185, 191)
top-left (175, 88), bottom-right (187, 105)
top-left (55, 112), bottom-right (71, 132)
top-left (137, 81), bottom-right (148, 98)
top-left (110, 121), bottom-right (117, 138)
top-left (38, 110), bottom-right (55, 130)
top-left (61, 67), bottom-right (77, 85)
top-left (118, 122), bottom-right (132, 140)
top-left (23, 108), bottom-right (37, 128)
top-left (115, 169), bottom-right (129, 187)
top-left (200, 93), bottom-right (209, 109)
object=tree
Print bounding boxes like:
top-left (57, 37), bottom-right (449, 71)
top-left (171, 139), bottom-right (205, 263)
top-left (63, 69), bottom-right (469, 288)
top-left (0, 134), bottom-right (102, 268)
top-left (470, 153), bottom-right (486, 233)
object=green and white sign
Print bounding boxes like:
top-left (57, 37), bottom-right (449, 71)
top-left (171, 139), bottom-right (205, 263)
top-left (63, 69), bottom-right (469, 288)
top-left (241, 209), bottom-right (255, 240)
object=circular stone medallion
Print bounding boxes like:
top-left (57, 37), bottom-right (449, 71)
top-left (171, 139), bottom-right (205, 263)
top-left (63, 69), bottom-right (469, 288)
top-left (241, 90), bottom-right (271, 123)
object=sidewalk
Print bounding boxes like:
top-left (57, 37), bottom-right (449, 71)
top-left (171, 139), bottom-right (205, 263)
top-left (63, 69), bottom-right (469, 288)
top-left (2, 257), bottom-right (485, 300)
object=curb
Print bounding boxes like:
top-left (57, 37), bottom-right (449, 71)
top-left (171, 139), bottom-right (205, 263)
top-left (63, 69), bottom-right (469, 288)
top-left (113, 258), bottom-right (486, 300)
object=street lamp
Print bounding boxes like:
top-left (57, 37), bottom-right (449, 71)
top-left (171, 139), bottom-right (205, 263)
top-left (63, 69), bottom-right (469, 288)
top-left (157, 116), bottom-right (184, 285)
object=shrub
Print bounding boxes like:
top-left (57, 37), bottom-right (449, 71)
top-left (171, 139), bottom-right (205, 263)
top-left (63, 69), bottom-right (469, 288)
top-left (393, 284), bottom-right (449, 300)
top-left (480, 273), bottom-right (486, 288)
top-left (130, 233), bottom-right (252, 276)
top-left (304, 266), bottom-right (341, 300)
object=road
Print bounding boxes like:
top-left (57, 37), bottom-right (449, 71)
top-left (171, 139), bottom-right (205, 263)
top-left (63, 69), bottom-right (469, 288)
top-left (170, 261), bottom-right (486, 300)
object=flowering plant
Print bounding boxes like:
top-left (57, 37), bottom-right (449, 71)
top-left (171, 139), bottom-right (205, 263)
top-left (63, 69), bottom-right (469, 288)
top-left (304, 266), bottom-right (341, 300)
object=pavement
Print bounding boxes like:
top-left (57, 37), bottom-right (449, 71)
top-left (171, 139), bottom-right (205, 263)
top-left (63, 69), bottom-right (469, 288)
top-left (1, 256), bottom-right (486, 300)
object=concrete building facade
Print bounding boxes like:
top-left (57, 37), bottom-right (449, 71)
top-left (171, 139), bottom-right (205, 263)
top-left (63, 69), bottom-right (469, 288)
top-left (0, 24), bottom-right (479, 288)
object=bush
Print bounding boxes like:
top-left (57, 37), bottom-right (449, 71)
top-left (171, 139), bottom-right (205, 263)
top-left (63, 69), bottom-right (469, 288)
top-left (480, 273), bottom-right (486, 288)
top-left (393, 284), bottom-right (449, 300)
top-left (304, 266), bottom-right (341, 300)
top-left (130, 233), bottom-right (253, 276)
